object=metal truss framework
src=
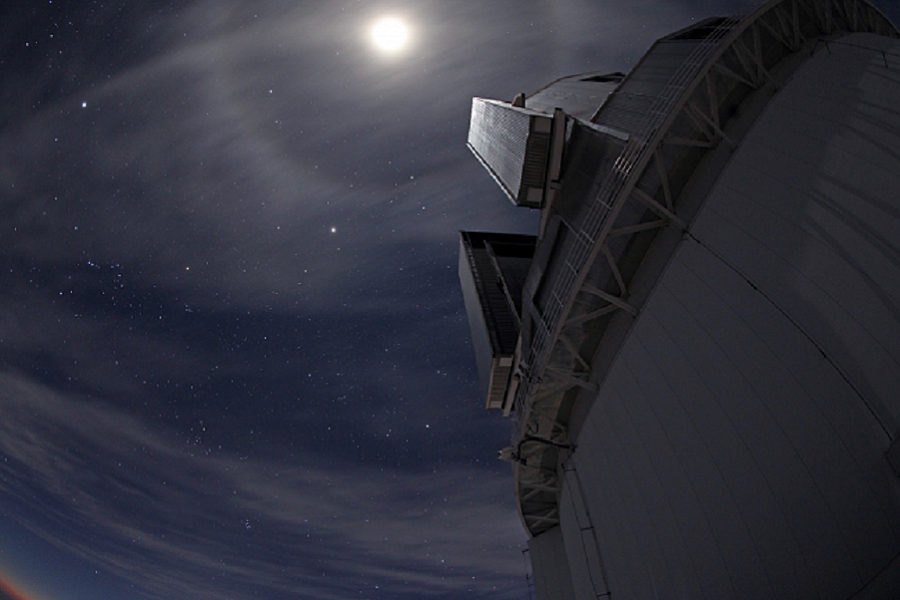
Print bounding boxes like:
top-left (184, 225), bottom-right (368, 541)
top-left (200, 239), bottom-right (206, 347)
top-left (511, 0), bottom-right (900, 536)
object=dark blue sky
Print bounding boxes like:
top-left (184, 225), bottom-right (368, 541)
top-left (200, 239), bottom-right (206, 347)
top-left (1, 1), bottom-right (898, 600)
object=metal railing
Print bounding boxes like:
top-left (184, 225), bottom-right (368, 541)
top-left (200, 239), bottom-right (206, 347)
top-left (507, 0), bottom-right (900, 535)
top-left (516, 11), bottom-right (750, 422)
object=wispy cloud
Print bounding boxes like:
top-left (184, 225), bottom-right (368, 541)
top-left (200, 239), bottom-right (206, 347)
top-left (0, 373), bottom-right (526, 600)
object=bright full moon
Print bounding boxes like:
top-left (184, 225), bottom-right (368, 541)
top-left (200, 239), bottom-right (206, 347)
top-left (371, 18), bottom-right (409, 52)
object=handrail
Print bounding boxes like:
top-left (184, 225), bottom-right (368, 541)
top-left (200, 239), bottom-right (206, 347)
top-left (509, 0), bottom-right (900, 537)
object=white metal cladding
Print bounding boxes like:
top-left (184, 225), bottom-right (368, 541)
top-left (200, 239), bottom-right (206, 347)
top-left (509, 0), bottom-right (900, 540)
top-left (558, 31), bottom-right (900, 600)
top-left (525, 73), bottom-right (623, 119)
top-left (528, 527), bottom-right (579, 600)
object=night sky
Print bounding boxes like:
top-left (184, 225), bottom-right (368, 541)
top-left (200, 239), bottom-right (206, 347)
top-left (2, 1), bottom-right (898, 600)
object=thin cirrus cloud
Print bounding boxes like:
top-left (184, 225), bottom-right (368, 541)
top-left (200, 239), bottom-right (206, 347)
top-left (1, 1), bottom-right (540, 315)
top-left (8, 1), bottom-right (899, 599)
top-left (0, 373), bottom-right (525, 600)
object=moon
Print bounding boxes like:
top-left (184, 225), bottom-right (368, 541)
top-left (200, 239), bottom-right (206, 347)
top-left (371, 18), bottom-right (409, 52)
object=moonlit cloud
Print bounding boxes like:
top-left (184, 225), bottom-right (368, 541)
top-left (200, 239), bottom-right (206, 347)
top-left (4, 1), bottom-right (898, 600)
top-left (0, 373), bottom-right (526, 600)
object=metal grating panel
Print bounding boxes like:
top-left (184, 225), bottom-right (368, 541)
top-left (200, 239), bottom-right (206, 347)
top-left (468, 98), bottom-right (552, 207)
